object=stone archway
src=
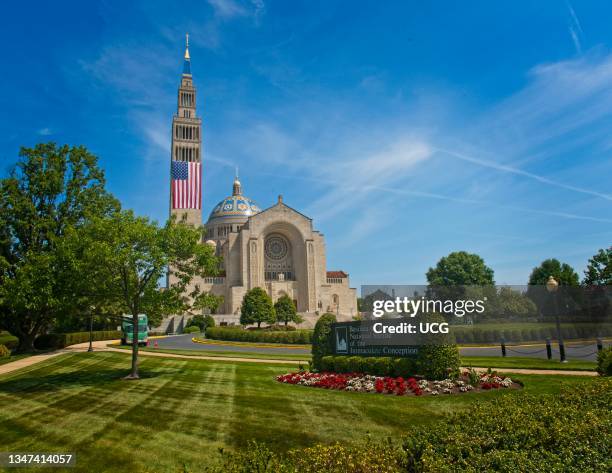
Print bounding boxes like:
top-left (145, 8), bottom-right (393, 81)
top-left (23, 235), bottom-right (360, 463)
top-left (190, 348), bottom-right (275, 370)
top-left (260, 221), bottom-right (310, 312)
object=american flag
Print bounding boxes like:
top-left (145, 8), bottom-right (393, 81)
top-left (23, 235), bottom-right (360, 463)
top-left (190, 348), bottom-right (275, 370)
top-left (171, 160), bottom-right (201, 209)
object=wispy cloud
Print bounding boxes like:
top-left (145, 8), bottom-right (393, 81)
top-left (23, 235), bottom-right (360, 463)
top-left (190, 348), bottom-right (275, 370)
top-left (37, 127), bottom-right (53, 136)
top-left (436, 148), bottom-right (612, 202)
top-left (567, 1), bottom-right (584, 54)
top-left (207, 0), bottom-right (265, 20)
top-left (227, 51), bottom-right (612, 237)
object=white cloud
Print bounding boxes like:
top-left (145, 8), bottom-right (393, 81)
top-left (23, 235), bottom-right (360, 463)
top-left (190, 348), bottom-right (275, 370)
top-left (436, 148), bottom-right (612, 202)
top-left (37, 127), bottom-right (53, 136)
top-left (207, 0), bottom-right (264, 20)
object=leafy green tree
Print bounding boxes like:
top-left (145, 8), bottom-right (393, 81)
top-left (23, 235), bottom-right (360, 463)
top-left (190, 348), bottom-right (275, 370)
top-left (426, 251), bottom-right (495, 286)
top-left (426, 252), bottom-right (494, 319)
top-left (193, 292), bottom-right (224, 315)
top-left (484, 286), bottom-right (537, 320)
top-left (583, 247), bottom-right (611, 285)
top-left (274, 295), bottom-right (302, 326)
top-left (0, 143), bottom-right (119, 352)
top-left (66, 210), bottom-right (219, 379)
top-left (528, 258), bottom-right (580, 286)
top-left (240, 287), bottom-right (276, 328)
top-left (527, 258), bottom-right (580, 317)
top-left (185, 314), bottom-right (215, 332)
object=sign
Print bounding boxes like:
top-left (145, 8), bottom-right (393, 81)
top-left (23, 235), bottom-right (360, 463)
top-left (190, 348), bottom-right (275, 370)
top-left (331, 321), bottom-right (419, 358)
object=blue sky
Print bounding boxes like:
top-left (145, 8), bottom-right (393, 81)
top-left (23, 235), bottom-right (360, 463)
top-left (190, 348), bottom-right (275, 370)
top-left (1, 0), bottom-right (611, 288)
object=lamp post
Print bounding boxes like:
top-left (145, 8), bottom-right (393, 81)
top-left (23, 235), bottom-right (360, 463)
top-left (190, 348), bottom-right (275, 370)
top-left (87, 306), bottom-right (96, 352)
top-left (546, 276), bottom-right (566, 362)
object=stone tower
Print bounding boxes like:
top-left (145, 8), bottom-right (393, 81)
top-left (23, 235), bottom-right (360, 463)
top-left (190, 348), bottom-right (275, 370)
top-left (170, 33), bottom-right (202, 226)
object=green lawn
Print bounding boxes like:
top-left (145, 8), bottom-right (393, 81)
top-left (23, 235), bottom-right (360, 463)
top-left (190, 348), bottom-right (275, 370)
top-left (461, 355), bottom-right (596, 371)
top-left (0, 351), bottom-right (597, 472)
top-left (110, 344), bottom-right (311, 361)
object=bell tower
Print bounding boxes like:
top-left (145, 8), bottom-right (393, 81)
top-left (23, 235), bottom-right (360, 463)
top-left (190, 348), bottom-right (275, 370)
top-left (170, 33), bottom-right (202, 226)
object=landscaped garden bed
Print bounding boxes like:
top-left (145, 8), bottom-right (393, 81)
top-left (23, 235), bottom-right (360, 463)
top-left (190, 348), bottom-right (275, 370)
top-left (276, 369), bottom-right (520, 396)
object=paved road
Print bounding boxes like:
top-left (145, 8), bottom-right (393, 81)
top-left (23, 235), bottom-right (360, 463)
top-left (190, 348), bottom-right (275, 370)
top-left (156, 334), bottom-right (311, 355)
top-left (158, 334), bottom-right (606, 361)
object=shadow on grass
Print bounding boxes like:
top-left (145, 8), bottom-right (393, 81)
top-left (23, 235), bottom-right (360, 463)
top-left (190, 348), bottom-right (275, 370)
top-left (0, 368), bottom-right (183, 393)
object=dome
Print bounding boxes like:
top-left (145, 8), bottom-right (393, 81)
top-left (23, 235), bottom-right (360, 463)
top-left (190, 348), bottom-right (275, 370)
top-left (207, 178), bottom-right (261, 223)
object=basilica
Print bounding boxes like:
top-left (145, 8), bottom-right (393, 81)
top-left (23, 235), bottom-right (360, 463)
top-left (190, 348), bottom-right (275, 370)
top-left (166, 36), bottom-right (356, 327)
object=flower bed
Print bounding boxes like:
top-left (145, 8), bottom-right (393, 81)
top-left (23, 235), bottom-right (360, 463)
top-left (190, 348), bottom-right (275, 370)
top-left (276, 370), bottom-right (520, 396)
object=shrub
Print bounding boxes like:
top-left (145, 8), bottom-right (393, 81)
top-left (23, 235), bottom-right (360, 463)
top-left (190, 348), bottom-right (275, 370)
top-left (34, 330), bottom-right (121, 350)
top-left (332, 356), bottom-right (350, 373)
top-left (320, 356), bottom-right (334, 372)
top-left (0, 332), bottom-right (18, 350)
top-left (416, 344), bottom-right (460, 380)
top-left (185, 314), bottom-right (216, 331)
top-left (597, 346), bottom-right (612, 376)
top-left (317, 355), bottom-right (414, 377)
top-left (211, 379), bottom-right (612, 472)
top-left (347, 356), bottom-right (365, 373)
top-left (183, 326), bottom-right (200, 334)
top-left (311, 313), bottom-right (336, 371)
top-left (392, 357), bottom-right (415, 377)
top-left (205, 327), bottom-right (312, 345)
top-left (459, 331), bottom-right (474, 344)
top-left (0, 344), bottom-right (10, 358)
top-left (507, 329), bottom-right (521, 342)
top-left (483, 329), bottom-right (496, 343)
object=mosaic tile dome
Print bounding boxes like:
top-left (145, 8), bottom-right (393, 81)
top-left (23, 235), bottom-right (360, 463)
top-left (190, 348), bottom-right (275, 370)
top-left (207, 178), bottom-right (261, 223)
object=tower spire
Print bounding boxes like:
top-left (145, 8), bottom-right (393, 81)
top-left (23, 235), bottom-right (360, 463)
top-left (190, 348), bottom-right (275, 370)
top-left (183, 32), bottom-right (191, 75)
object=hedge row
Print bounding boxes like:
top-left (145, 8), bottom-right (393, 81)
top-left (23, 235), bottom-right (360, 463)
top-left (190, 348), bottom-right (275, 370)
top-left (320, 355), bottom-right (416, 377)
top-left (211, 378), bottom-right (612, 472)
top-left (453, 324), bottom-right (612, 344)
top-left (206, 327), bottom-right (313, 344)
top-left (34, 330), bottom-right (122, 349)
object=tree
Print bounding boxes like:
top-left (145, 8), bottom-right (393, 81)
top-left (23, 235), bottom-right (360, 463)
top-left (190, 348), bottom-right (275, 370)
top-left (528, 258), bottom-right (580, 286)
top-left (192, 292), bottom-right (224, 315)
top-left (274, 295), bottom-right (302, 326)
top-left (184, 314), bottom-right (215, 332)
top-left (426, 252), bottom-right (494, 317)
top-left (0, 143), bottom-right (119, 352)
top-left (483, 286), bottom-right (537, 320)
top-left (66, 210), bottom-right (219, 379)
top-left (583, 247), bottom-right (611, 285)
top-left (426, 251), bottom-right (495, 286)
top-left (240, 288), bottom-right (276, 328)
top-left (527, 258), bottom-right (580, 318)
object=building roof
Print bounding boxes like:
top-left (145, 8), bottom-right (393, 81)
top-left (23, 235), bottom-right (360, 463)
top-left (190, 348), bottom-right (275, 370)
top-left (327, 271), bottom-right (348, 278)
top-left (207, 178), bottom-right (261, 224)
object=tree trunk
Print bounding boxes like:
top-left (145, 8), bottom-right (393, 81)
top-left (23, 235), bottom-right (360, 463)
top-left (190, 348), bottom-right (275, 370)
top-left (125, 312), bottom-right (140, 379)
top-left (15, 333), bottom-right (36, 353)
top-left (257, 321), bottom-right (261, 328)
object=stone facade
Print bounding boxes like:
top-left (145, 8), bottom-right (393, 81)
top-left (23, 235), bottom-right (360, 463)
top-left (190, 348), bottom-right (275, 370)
top-left (202, 190), bottom-right (357, 320)
top-left (163, 37), bottom-right (357, 329)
